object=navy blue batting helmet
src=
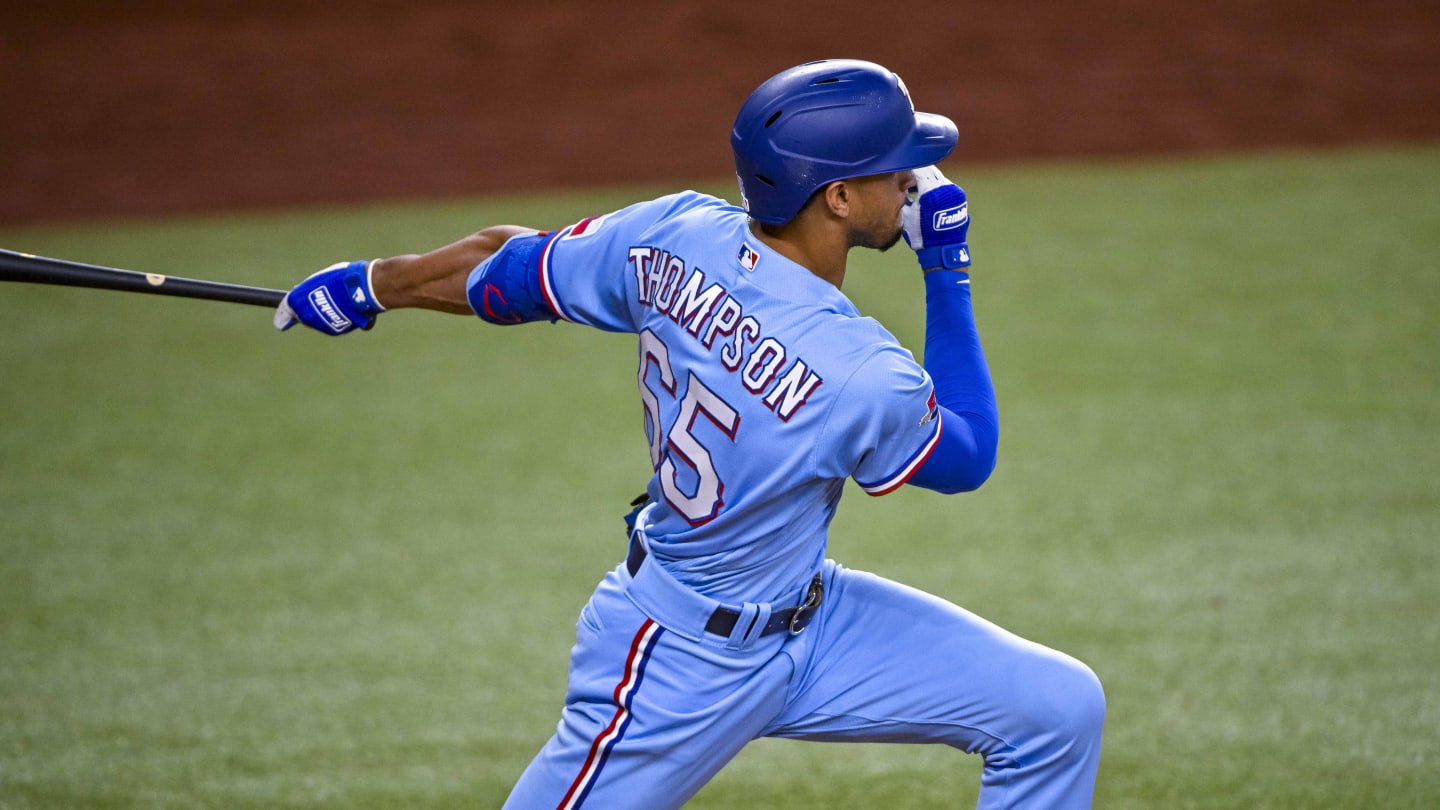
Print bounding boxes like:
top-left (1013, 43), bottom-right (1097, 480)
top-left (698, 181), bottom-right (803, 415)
top-left (731, 59), bottom-right (958, 225)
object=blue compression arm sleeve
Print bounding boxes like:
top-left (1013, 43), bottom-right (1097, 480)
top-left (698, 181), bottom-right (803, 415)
top-left (908, 270), bottom-right (999, 494)
top-left (465, 232), bottom-right (560, 325)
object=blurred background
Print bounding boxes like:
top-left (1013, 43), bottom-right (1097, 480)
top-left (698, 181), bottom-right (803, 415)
top-left (3, 0), bottom-right (1439, 224)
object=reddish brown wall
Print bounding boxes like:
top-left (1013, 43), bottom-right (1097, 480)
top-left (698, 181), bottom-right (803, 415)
top-left (3, 0), bottom-right (1438, 224)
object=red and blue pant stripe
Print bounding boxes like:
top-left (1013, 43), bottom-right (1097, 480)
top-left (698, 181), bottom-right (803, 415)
top-left (557, 619), bottom-right (665, 810)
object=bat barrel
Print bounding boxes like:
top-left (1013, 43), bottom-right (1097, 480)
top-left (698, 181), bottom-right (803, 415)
top-left (0, 248), bottom-right (287, 308)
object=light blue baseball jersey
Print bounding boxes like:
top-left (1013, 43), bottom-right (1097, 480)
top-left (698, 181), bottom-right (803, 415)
top-left (482, 191), bottom-right (1105, 810)
top-left (522, 191), bottom-right (941, 605)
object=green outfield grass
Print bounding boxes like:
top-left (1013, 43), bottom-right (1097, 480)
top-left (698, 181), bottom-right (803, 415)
top-left (2, 146), bottom-right (1437, 808)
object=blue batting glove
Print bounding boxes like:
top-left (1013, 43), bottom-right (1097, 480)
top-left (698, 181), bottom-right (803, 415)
top-left (901, 166), bottom-right (971, 271)
top-left (273, 260), bottom-right (385, 335)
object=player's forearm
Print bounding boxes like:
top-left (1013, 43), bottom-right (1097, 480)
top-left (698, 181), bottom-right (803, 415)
top-left (911, 269), bottom-right (999, 492)
top-left (924, 270), bottom-right (997, 420)
top-left (371, 226), bottom-right (534, 314)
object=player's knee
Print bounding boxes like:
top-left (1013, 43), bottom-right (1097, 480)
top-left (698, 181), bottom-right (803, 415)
top-left (1056, 658), bottom-right (1106, 746)
top-left (1019, 651), bottom-right (1106, 749)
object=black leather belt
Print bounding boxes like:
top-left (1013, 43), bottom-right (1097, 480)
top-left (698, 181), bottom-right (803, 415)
top-left (626, 533), bottom-right (823, 637)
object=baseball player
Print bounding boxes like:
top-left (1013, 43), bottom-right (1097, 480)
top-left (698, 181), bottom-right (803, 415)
top-left (275, 59), bottom-right (1104, 808)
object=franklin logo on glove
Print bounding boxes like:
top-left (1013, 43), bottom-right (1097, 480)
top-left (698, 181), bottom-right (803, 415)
top-left (901, 165), bottom-right (972, 270)
top-left (308, 287), bottom-right (352, 332)
top-left (933, 203), bottom-right (969, 231)
top-left (274, 259), bottom-right (384, 336)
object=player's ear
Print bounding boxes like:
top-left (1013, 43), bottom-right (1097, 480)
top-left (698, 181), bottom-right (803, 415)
top-left (821, 181), bottom-right (851, 219)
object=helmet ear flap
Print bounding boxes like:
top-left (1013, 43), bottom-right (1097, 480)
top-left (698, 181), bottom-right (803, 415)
top-left (731, 59), bottom-right (958, 226)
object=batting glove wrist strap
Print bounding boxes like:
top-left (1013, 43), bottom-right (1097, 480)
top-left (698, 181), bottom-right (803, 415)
top-left (902, 165), bottom-right (972, 270)
top-left (915, 243), bottom-right (972, 270)
top-left (273, 260), bottom-right (384, 335)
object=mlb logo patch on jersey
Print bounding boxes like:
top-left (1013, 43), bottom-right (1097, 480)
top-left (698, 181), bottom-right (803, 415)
top-left (738, 242), bottom-right (760, 272)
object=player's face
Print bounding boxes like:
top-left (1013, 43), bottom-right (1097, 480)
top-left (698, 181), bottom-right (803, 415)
top-left (846, 170), bottom-right (916, 251)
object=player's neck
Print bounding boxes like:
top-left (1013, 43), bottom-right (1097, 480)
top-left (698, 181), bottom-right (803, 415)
top-left (750, 220), bottom-right (847, 289)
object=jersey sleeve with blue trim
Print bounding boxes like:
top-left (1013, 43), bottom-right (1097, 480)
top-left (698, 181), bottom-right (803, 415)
top-left (537, 191), bottom-right (725, 333)
top-left (813, 336), bottom-right (942, 496)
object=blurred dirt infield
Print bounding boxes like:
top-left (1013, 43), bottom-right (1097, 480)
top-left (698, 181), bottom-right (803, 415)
top-left (3, 0), bottom-right (1439, 225)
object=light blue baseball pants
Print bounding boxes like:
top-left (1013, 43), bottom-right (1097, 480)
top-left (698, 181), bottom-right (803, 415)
top-left (504, 555), bottom-right (1105, 809)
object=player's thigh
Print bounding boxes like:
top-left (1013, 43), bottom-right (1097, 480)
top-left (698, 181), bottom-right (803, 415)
top-left (507, 571), bottom-right (795, 809)
top-left (766, 563), bottom-right (1102, 754)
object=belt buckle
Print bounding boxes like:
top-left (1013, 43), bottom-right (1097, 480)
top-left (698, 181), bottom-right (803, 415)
top-left (788, 575), bottom-right (824, 635)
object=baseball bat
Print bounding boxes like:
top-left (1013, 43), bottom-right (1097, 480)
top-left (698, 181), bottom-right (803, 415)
top-left (0, 248), bottom-right (287, 308)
